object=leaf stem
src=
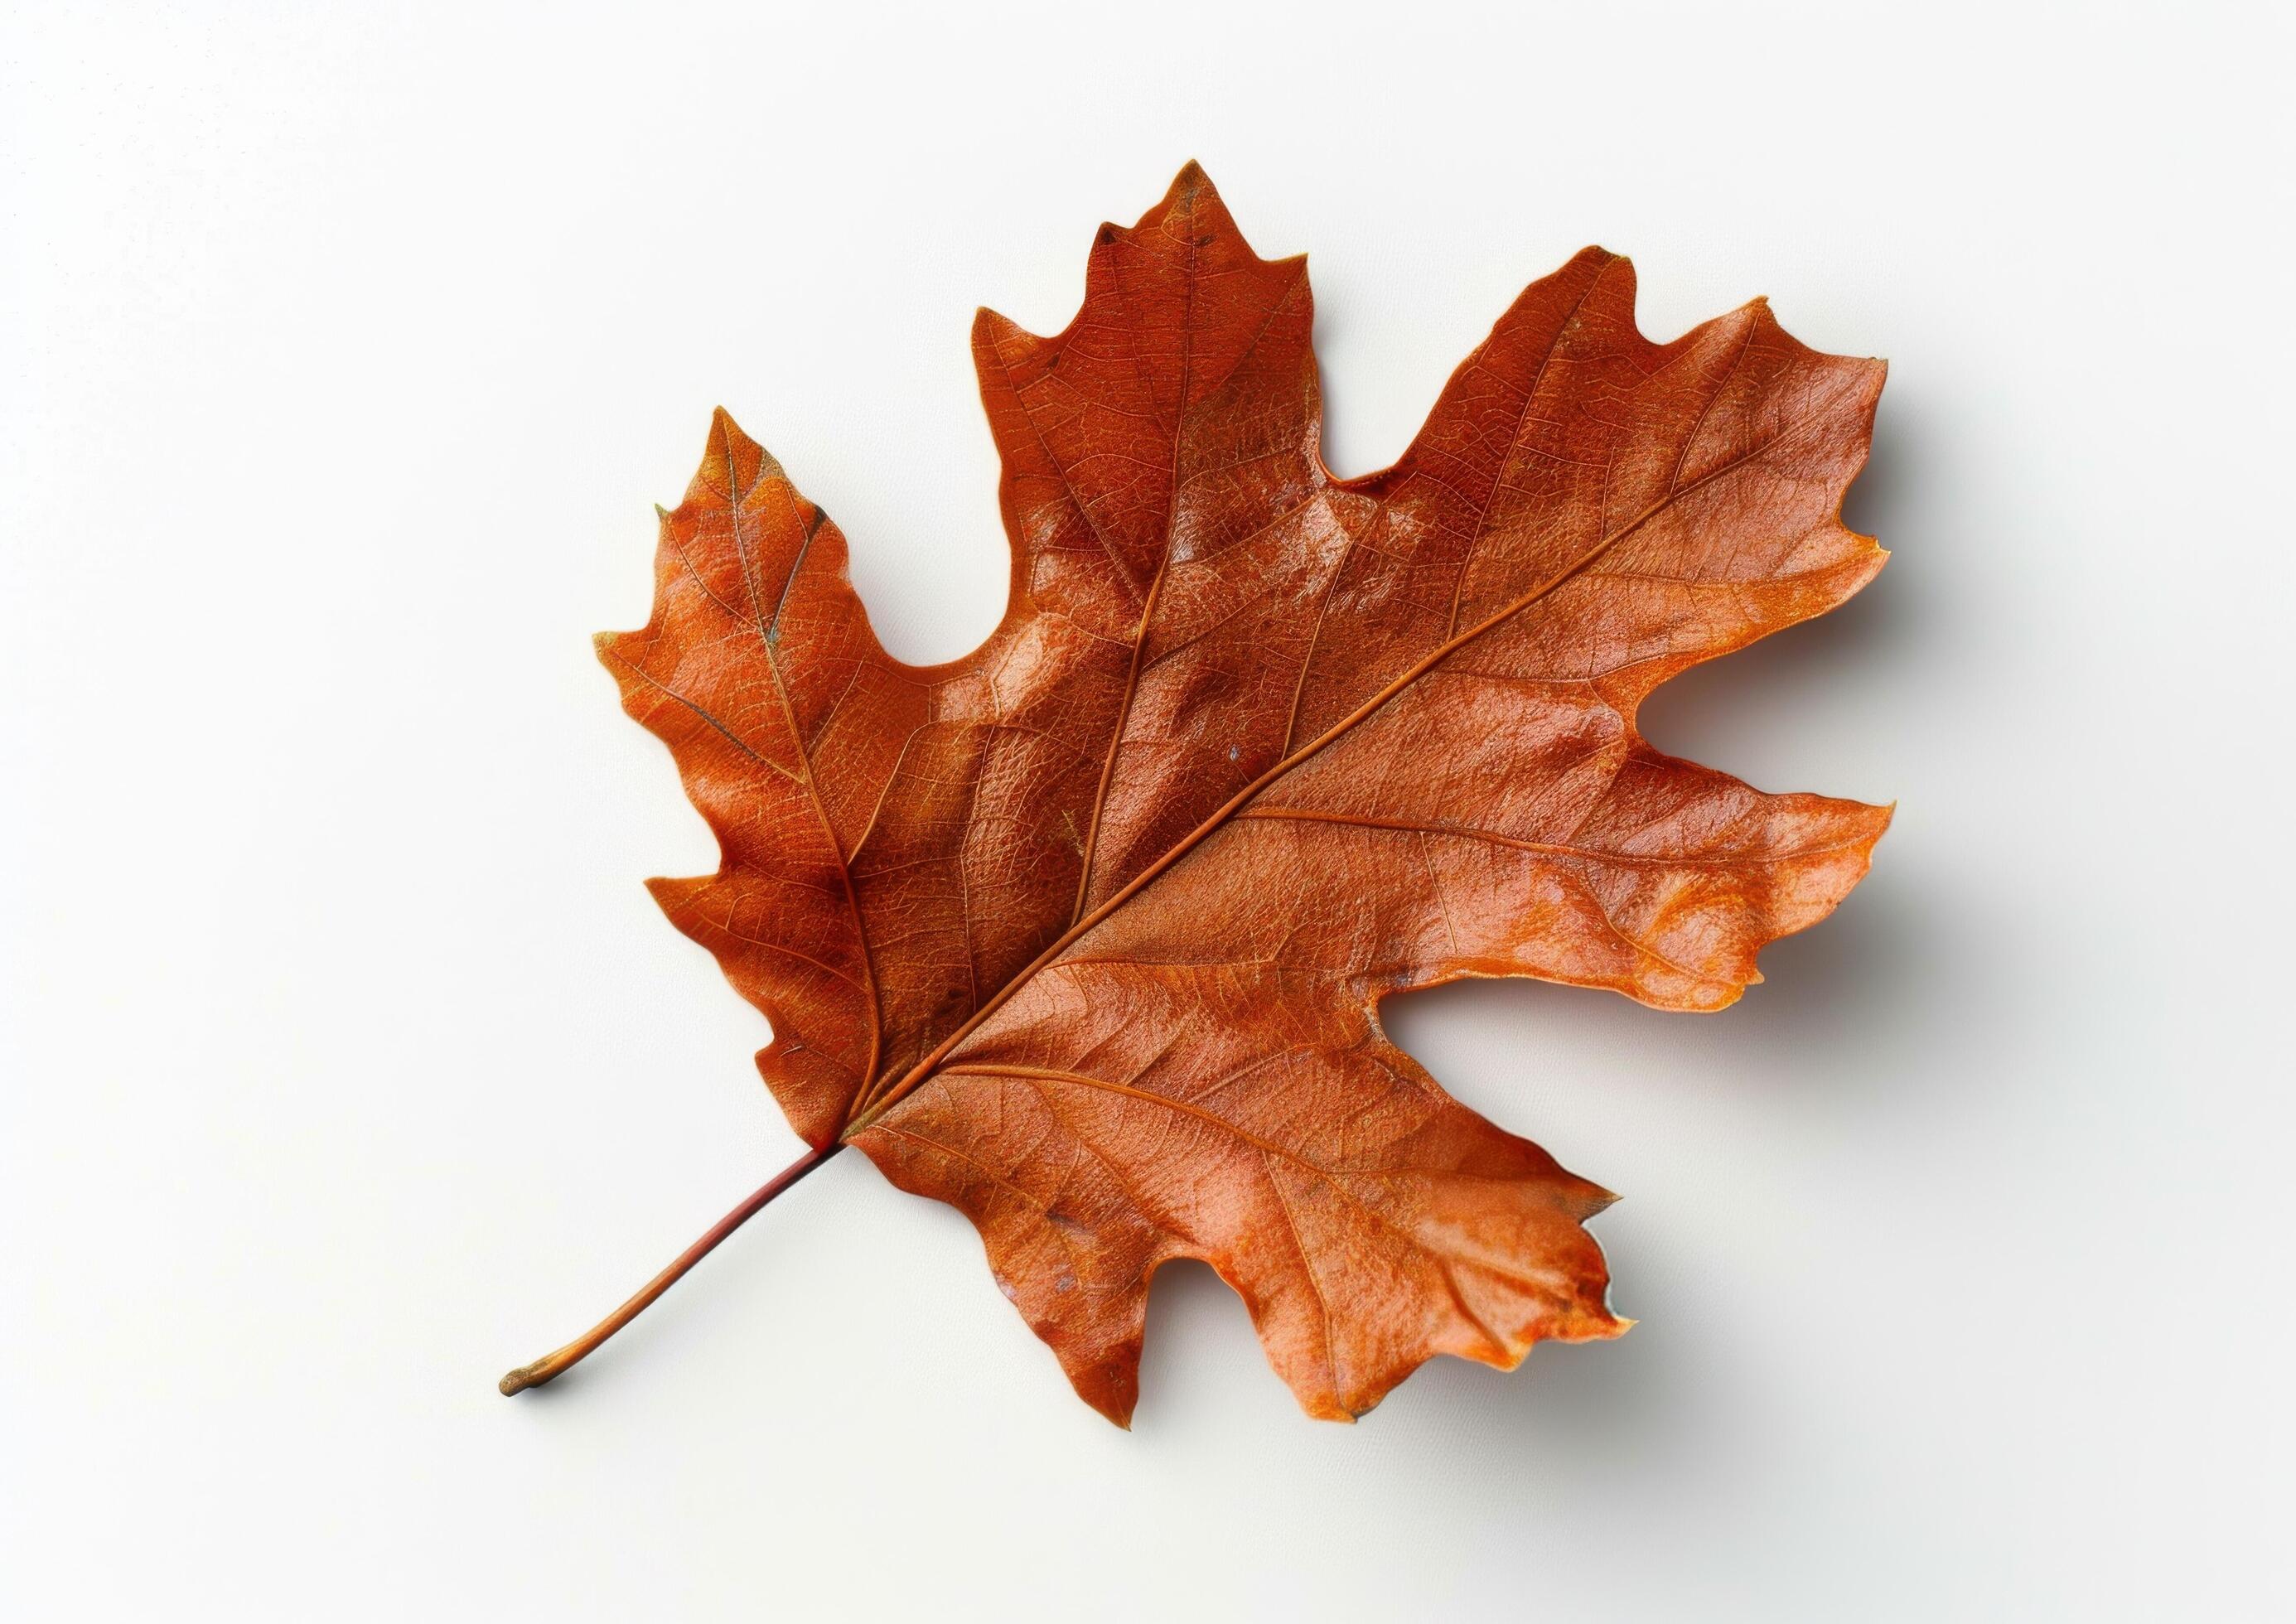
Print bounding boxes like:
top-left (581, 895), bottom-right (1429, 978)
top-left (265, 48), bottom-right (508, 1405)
top-left (498, 1142), bottom-right (839, 1394)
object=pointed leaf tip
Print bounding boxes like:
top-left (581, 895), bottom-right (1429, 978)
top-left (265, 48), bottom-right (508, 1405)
top-left (1153, 159), bottom-right (1223, 220)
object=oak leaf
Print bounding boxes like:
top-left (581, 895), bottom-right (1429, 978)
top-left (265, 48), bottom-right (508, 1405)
top-left (578, 165), bottom-right (1888, 1423)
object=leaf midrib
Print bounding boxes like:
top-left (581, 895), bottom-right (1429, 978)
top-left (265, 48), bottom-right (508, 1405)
top-left (843, 372), bottom-right (1862, 1136)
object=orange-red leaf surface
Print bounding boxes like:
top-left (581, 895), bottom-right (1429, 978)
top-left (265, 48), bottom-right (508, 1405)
top-left (598, 165), bottom-right (1889, 1423)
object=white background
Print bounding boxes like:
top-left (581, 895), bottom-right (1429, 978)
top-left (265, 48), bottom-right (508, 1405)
top-left (5, 2), bottom-right (2290, 1617)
